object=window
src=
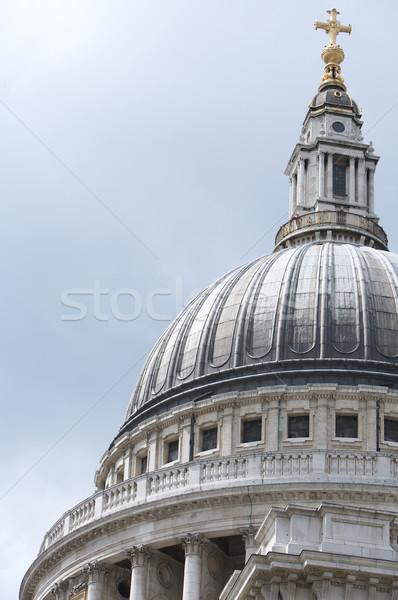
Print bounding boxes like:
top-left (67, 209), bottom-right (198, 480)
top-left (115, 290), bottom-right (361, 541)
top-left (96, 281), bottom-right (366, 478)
top-left (201, 427), bottom-right (218, 451)
top-left (332, 121), bottom-right (345, 133)
top-left (333, 164), bottom-right (346, 196)
top-left (242, 419), bottom-right (262, 443)
top-left (116, 468), bottom-right (124, 484)
top-left (384, 419), bottom-right (398, 443)
top-left (166, 439), bottom-right (179, 463)
top-left (140, 455), bottom-right (148, 474)
top-left (335, 415), bottom-right (358, 438)
top-left (287, 415), bottom-right (309, 438)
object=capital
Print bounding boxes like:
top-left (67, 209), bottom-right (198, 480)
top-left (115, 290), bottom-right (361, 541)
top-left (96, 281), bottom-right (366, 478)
top-left (125, 545), bottom-right (153, 567)
top-left (239, 526), bottom-right (258, 547)
top-left (82, 561), bottom-right (109, 584)
top-left (51, 582), bottom-right (65, 599)
top-left (179, 532), bottom-right (207, 555)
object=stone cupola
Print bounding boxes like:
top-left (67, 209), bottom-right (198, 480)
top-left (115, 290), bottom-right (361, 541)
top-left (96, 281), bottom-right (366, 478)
top-left (275, 9), bottom-right (385, 251)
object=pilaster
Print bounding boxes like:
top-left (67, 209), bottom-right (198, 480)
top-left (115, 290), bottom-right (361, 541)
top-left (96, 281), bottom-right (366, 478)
top-left (148, 430), bottom-right (158, 471)
top-left (344, 574), bottom-right (356, 600)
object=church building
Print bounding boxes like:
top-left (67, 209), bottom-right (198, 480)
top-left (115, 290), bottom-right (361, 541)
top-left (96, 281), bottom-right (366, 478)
top-left (20, 9), bottom-right (398, 600)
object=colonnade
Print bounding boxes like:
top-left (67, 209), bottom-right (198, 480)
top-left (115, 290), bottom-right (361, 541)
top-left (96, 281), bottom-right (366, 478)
top-left (289, 151), bottom-right (376, 216)
top-left (51, 531), bottom-right (259, 600)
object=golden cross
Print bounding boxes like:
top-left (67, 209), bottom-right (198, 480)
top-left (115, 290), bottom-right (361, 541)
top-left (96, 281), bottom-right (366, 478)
top-left (314, 8), bottom-right (351, 46)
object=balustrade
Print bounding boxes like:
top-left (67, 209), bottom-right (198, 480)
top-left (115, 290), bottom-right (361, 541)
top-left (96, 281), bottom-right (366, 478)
top-left (275, 210), bottom-right (388, 248)
top-left (41, 450), bottom-right (398, 553)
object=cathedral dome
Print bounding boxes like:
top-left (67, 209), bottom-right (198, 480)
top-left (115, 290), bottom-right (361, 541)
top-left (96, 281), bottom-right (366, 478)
top-left (123, 242), bottom-right (398, 433)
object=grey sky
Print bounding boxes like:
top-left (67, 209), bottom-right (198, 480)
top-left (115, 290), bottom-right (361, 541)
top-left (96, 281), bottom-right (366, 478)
top-left (1, 2), bottom-right (396, 598)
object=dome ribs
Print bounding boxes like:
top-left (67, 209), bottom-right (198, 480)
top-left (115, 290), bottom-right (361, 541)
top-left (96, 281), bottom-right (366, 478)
top-left (232, 253), bottom-right (280, 368)
top-left (275, 246), bottom-right (307, 361)
top-left (330, 244), bottom-right (360, 355)
top-left (247, 250), bottom-right (292, 360)
top-left (363, 249), bottom-right (398, 359)
top-left (124, 245), bottom-right (398, 424)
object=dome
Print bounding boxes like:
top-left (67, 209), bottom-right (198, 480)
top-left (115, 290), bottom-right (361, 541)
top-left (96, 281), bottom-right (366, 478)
top-left (122, 242), bottom-right (398, 433)
top-left (309, 86), bottom-right (361, 119)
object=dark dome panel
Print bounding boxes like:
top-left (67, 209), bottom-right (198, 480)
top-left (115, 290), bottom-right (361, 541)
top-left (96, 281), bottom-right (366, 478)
top-left (309, 86), bottom-right (361, 117)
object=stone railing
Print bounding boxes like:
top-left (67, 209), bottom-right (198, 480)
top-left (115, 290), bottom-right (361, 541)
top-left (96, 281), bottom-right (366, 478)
top-left (148, 466), bottom-right (189, 494)
top-left (70, 499), bottom-right (95, 532)
top-left (201, 457), bottom-right (248, 482)
top-left (39, 450), bottom-right (398, 554)
top-left (274, 210), bottom-right (388, 249)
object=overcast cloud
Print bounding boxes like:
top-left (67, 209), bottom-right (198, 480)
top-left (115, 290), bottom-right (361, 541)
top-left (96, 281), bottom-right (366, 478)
top-left (0, 2), bottom-right (396, 599)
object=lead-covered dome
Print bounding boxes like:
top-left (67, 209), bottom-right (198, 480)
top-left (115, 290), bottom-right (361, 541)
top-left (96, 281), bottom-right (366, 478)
top-left (308, 85), bottom-right (361, 120)
top-left (121, 242), bottom-right (398, 433)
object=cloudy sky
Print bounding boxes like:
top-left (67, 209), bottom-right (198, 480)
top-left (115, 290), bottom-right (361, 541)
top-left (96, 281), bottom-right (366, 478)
top-left (1, 2), bottom-right (397, 599)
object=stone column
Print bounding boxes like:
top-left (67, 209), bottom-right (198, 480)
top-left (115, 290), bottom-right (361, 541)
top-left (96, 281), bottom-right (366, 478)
top-left (349, 156), bottom-right (356, 203)
top-left (297, 159), bottom-right (304, 206)
top-left (326, 153), bottom-right (333, 199)
top-left (126, 545), bottom-right (153, 600)
top-left (180, 533), bottom-right (206, 600)
top-left (82, 562), bottom-right (108, 600)
top-left (368, 165), bottom-right (375, 213)
top-left (318, 151), bottom-right (324, 197)
top-left (289, 177), bottom-right (294, 216)
top-left (292, 174), bottom-right (297, 213)
top-left (240, 526), bottom-right (259, 562)
top-left (357, 157), bottom-right (366, 205)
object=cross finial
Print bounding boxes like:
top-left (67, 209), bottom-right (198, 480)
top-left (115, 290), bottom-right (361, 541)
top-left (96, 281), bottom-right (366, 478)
top-left (314, 8), bottom-right (351, 46)
top-left (314, 9), bottom-right (352, 91)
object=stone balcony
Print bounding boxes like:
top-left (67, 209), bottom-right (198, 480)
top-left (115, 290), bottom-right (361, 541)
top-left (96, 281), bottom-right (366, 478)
top-left (274, 210), bottom-right (388, 251)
